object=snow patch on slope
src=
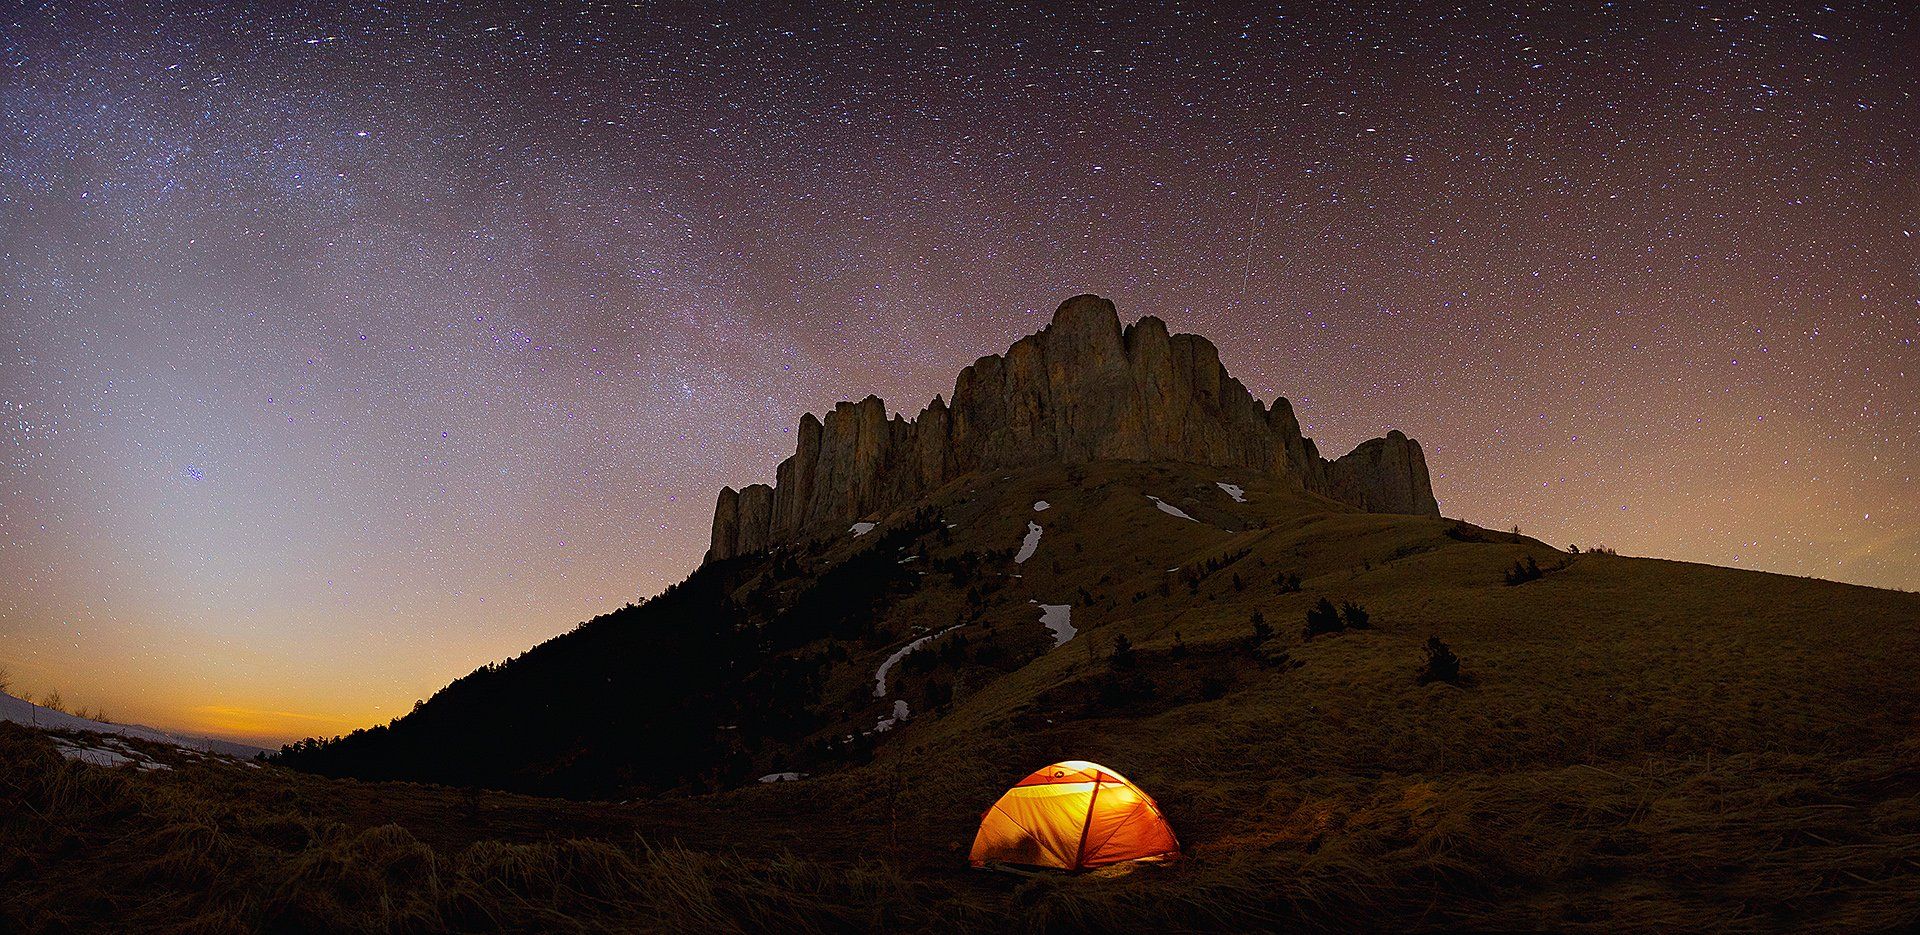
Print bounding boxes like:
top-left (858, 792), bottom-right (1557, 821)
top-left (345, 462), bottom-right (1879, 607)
top-left (1033, 500), bottom-right (1050, 511)
top-left (1037, 604), bottom-right (1076, 647)
top-left (53, 736), bottom-right (171, 770)
top-left (1216, 482), bottom-right (1246, 503)
top-left (874, 699), bottom-right (912, 733)
top-left (1014, 521), bottom-right (1043, 563)
top-left (873, 626), bottom-right (964, 697)
top-left (1147, 496), bottom-right (1197, 521)
top-left (849, 522), bottom-right (876, 537)
top-left (758, 772), bottom-right (805, 783)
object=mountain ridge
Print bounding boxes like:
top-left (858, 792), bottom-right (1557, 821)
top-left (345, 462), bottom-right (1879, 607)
top-left (0, 690), bottom-right (267, 759)
top-left (707, 294), bottom-right (1439, 561)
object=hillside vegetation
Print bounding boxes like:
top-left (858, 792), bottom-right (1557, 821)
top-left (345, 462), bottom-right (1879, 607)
top-left (7, 460), bottom-right (1919, 931)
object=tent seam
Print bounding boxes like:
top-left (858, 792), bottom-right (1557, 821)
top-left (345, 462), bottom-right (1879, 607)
top-left (1081, 801), bottom-right (1147, 863)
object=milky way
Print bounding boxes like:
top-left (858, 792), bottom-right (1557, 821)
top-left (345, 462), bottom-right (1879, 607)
top-left (2, 2), bottom-right (1913, 743)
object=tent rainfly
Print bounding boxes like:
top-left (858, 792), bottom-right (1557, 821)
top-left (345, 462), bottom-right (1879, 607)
top-left (968, 760), bottom-right (1181, 871)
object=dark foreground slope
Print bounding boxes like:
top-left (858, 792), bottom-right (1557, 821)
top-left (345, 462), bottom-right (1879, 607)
top-left (8, 460), bottom-right (1920, 932)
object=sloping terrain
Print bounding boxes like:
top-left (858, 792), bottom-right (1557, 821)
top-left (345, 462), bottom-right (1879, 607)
top-left (10, 459), bottom-right (1917, 931)
top-left (1, 691), bottom-right (267, 759)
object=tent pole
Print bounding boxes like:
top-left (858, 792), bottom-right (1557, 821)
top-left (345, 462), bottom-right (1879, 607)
top-left (1074, 777), bottom-right (1101, 870)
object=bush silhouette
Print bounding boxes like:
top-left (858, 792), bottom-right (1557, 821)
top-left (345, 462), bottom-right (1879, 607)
top-left (1303, 598), bottom-right (1343, 638)
top-left (1418, 636), bottom-right (1462, 685)
top-left (1340, 601), bottom-right (1371, 630)
top-left (1505, 555), bottom-right (1543, 586)
top-left (924, 680), bottom-right (954, 710)
top-left (1110, 634), bottom-right (1138, 671)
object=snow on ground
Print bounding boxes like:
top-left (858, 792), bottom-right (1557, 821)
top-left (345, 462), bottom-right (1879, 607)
top-left (1037, 604), bottom-right (1076, 647)
top-left (849, 522), bottom-right (876, 537)
top-left (1216, 482), bottom-right (1246, 503)
top-left (2, 694), bottom-right (179, 746)
top-left (757, 772), bottom-right (806, 783)
top-left (873, 699), bottom-right (913, 733)
top-left (1033, 500), bottom-right (1050, 511)
top-left (52, 736), bottom-right (171, 771)
top-left (1014, 521), bottom-right (1043, 563)
top-left (873, 625), bottom-right (964, 697)
top-left (1147, 495), bottom-right (1198, 521)
top-left (1, 691), bottom-right (265, 759)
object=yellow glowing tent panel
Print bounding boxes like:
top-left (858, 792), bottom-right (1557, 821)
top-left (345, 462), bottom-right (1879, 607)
top-left (969, 760), bottom-right (1181, 871)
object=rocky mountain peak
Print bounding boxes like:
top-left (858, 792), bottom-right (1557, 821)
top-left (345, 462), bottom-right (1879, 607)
top-left (708, 295), bottom-right (1440, 561)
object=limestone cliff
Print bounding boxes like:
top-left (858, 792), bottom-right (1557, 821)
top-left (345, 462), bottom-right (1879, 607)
top-left (707, 295), bottom-right (1441, 561)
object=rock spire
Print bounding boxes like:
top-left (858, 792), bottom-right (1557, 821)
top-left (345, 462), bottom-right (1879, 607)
top-left (707, 295), bottom-right (1440, 561)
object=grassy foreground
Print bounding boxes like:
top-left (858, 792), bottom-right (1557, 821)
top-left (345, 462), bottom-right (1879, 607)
top-left (6, 461), bottom-right (1920, 932)
top-left (5, 713), bottom-right (1918, 933)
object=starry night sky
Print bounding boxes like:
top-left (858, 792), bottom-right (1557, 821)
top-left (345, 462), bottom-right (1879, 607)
top-left (2, 2), bottom-right (1913, 744)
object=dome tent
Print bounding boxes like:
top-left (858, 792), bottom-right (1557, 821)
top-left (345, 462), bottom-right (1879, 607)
top-left (968, 760), bottom-right (1181, 871)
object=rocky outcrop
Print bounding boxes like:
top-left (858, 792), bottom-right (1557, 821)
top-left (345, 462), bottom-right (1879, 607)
top-left (705, 295), bottom-right (1441, 561)
top-left (708, 487), bottom-right (740, 563)
top-left (1324, 430), bottom-right (1439, 516)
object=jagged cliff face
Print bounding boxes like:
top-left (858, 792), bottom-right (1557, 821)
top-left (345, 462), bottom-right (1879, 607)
top-left (708, 295), bottom-right (1440, 561)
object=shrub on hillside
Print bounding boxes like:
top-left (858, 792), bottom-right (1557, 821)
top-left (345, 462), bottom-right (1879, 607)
top-left (924, 680), bottom-right (953, 711)
top-left (969, 638), bottom-right (1008, 668)
top-left (1418, 636), bottom-right (1463, 685)
top-left (1303, 598), bottom-right (1344, 638)
top-left (1504, 555), bottom-right (1543, 586)
top-left (1302, 599), bottom-right (1371, 638)
top-left (1096, 640), bottom-right (1155, 707)
top-left (1250, 611), bottom-right (1272, 644)
top-left (1340, 601), bottom-right (1370, 630)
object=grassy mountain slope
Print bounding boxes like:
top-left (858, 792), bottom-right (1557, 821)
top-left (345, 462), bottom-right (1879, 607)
top-left (6, 459), bottom-right (1918, 931)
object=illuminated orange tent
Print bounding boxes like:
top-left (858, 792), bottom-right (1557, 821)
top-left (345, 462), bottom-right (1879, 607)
top-left (968, 760), bottom-right (1181, 871)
